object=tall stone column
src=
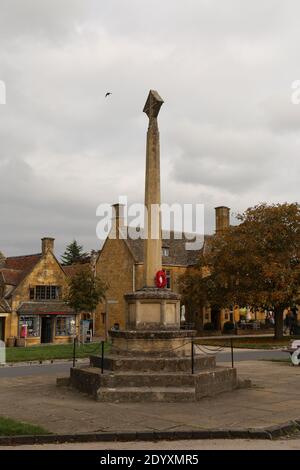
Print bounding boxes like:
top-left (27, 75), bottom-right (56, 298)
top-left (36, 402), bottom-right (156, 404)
top-left (143, 90), bottom-right (164, 287)
top-left (123, 90), bottom-right (181, 331)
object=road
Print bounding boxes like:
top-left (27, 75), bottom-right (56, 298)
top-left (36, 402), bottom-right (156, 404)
top-left (0, 349), bottom-right (289, 378)
top-left (215, 348), bottom-right (288, 363)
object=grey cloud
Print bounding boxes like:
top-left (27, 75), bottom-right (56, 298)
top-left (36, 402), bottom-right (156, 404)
top-left (1, 1), bottom-right (300, 256)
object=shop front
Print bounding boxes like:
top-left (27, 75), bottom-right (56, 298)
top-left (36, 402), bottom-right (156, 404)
top-left (17, 302), bottom-right (77, 345)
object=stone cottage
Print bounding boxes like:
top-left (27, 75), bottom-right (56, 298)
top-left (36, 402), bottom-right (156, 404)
top-left (0, 238), bottom-right (79, 345)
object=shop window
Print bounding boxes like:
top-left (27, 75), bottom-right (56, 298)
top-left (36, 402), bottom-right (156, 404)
top-left (56, 316), bottom-right (75, 336)
top-left (19, 316), bottom-right (40, 337)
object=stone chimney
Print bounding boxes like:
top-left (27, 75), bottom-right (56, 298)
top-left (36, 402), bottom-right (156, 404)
top-left (41, 237), bottom-right (55, 255)
top-left (111, 204), bottom-right (125, 239)
top-left (0, 251), bottom-right (5, 267)
top-left (215, 206), bottom-right (230, 234)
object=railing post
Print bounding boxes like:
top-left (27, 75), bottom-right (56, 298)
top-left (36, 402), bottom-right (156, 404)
top-left (230, 337), bottom-right (234, 368)
top-left (191, 339), bottom-right (194, 375)
top-left (73, 336), bottom-right (76, 368)
top-left (101, 340), bottom-right (104, 374)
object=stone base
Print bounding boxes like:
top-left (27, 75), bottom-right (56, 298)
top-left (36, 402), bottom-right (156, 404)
top-left (63, 329), bottom-right (239, 402)
top-left (90, 352), bottom-right (216, 372)
top-left (68, 365), bottom-right (237, 402)
top-left (109, 329), bottom-right (195, 357)
top-left (124, 288), bottom-right (181, 330)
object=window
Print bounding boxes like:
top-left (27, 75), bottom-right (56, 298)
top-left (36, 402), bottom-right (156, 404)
top-left (162, 247), bottom-right (170, 257)
top-left (56, 316), bottom-right (75, 336)
top-left (34, 286), bottom-right (60, 301)
top-left (164, 270), bottom-right (171, 289)
top-left (19, 316), bottom-right (40, 337)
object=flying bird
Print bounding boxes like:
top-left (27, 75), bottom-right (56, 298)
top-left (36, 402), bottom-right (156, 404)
top-left (105, 92), bottom-right (112, 98)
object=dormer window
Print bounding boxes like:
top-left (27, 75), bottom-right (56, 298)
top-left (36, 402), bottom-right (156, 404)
top-left (162, 247), bottom-right (169, 257)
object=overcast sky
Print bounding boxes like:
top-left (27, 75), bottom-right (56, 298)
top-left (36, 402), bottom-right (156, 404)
top-left (1, 0), bottom-right (300, 257)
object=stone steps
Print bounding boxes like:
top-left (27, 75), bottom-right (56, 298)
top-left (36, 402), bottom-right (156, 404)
top-left (79, 368), bottom-right (196, 388)
top-left (97, 386), bottom-right (196, 403)
top-left (69, 365), bottom-right (237, 401)
top-left (90, 354), bottom-right (216, 373)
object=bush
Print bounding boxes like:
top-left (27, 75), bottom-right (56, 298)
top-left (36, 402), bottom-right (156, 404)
top-left (223, 321), bottom-right (235, 333)
top-left (203, 322), bottom-right (215, 331)
top-left (292, 325), bottom-right (300, 335)
top-left (239, 315), bottom-right (246, 322)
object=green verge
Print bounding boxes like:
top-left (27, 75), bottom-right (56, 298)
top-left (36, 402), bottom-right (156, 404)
top-left (0, 416), bottom-right (50, 436)
top-left (6, 342), bottom-right (110, 363)
top-left (196, 336), bottom-right (300, 350)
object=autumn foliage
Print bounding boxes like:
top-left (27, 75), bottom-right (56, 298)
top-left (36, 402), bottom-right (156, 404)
top-left (179, 203), bottom-right (300, 338)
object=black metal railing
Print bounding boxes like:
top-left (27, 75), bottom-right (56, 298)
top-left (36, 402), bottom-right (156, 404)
top-left (72, 333), bottom-right (275, 375)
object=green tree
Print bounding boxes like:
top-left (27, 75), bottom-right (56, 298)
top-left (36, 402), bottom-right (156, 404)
top-left (65, 268), bottom-right (107, 314)
top-left (61, 240), bottom-right (88, 266)
top-left (179, 203), bottom-right (300, 339)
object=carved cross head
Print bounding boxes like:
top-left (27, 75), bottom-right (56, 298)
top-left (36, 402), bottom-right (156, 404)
top-left (143, 90), bottom-right (164, 119)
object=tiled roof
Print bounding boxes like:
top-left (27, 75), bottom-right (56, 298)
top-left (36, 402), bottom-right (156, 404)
top-left (17, 301), bottom-right (75, 315)
top-left (119, 228), bottom-right (209, 267)
top-left (4, 254), bottom-right (42, 272)
top-left (0, 254), bottom-right (42, 291)
top-left (63, 263), bottom-right (91, 277)
top-left (0, 298), bottom-right (11, 313)
top-left (0, 269), bottom-right (23, 286)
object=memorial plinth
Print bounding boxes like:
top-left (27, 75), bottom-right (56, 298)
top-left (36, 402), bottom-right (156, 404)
top-left (124, 288), bottom-right (180, 331)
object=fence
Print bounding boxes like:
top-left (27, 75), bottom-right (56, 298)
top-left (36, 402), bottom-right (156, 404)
top-left (72, 334), bottom-right (277, 374)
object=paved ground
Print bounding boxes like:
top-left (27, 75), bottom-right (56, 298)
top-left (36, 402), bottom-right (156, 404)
top-left (0, 361), bottom-right (88, 378)
top-left (0, 349), bottom-right (289, 378)
top-left (2, 437), bottom-right (300, 450)
top-left (0, 360), bottom-right (299, 436)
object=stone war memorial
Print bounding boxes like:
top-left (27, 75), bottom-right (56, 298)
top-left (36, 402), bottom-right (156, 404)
top-left (65, 90), bottom-right (238, 402)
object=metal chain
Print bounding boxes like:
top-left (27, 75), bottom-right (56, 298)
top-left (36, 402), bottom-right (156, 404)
top-left (194, 343), bottom-right (224, 355)
top-left (195, 343), bottom-right (225, 353)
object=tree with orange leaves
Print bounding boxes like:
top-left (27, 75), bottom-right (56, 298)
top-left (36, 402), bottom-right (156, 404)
top-left (179, 203), bottom-right (300, 339)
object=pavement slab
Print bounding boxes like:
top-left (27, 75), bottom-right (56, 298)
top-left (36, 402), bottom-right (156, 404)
top-left (0, 361), bottom-right (299, 435)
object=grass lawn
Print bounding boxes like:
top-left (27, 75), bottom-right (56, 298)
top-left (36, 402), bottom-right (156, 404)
top-left (5, 341), bottom-right (110, 363)
top-left (0, 416), bottom-right (49, 436)
top-left (196, 336), bottom-right (300, 349)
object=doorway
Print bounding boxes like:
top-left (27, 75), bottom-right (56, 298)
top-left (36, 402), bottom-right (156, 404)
top-left (41, 317), bottom-right (52, 343)
top-left (211, 308), bottom-right (221, 331)
top-left (0, 318), bottom-right (5, 341)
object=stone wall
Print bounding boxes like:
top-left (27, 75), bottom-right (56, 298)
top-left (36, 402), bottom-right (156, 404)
top-left (95, 237), bottom-right (134, 337)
